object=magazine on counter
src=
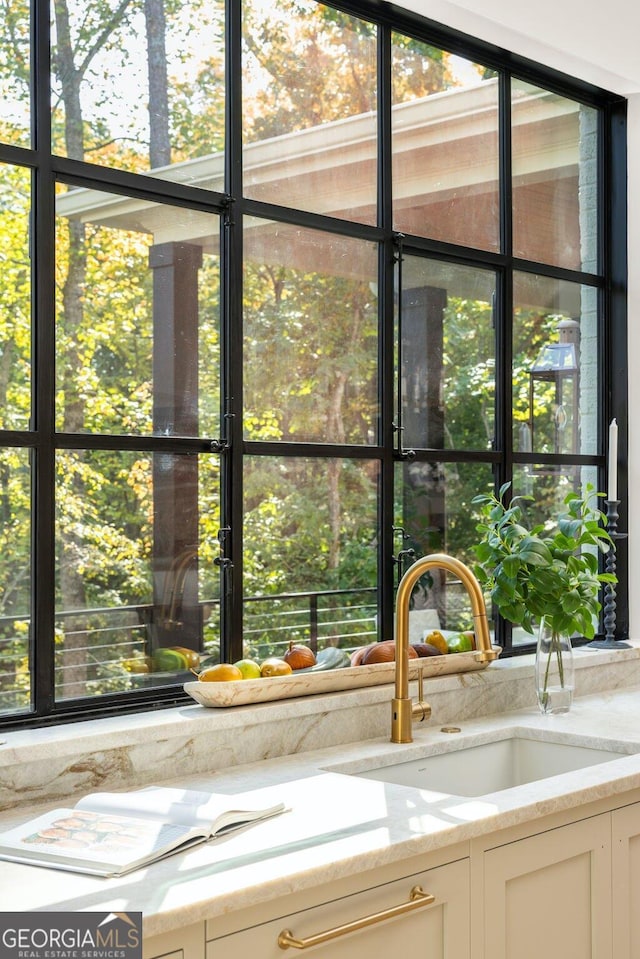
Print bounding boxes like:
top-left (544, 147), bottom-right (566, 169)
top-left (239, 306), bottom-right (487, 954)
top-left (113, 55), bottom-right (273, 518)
top-left (0, 785), bottom-right (286, 878)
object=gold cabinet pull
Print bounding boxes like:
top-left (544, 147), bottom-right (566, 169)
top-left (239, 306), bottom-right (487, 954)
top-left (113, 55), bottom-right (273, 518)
top-left (277, 885), bottom-right (435, 950)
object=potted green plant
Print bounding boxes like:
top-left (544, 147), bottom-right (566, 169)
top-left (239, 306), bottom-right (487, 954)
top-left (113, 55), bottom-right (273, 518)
top-left (471, 483), bottom-right (615, 713)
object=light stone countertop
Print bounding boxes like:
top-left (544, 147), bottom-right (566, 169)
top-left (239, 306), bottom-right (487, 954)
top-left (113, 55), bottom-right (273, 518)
top-left (2, 671), bottom-right (640, 938)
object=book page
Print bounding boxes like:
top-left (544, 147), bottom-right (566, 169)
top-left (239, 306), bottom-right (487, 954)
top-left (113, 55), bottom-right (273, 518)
top-left (76, 787), bottom-right (219, 827)
top-left (0, 807), bottom-right (198, 871)
top-left (76, 786), bottom-right (284, 831)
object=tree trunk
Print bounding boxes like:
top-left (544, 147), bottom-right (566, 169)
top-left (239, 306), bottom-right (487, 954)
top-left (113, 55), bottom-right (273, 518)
top-left (145, 0), bottom-right (171, 168)
top-left (53, 0), bottom-right (89, 698)
top-left (323, 297), bottom-right (365, 641)
top-left (53, 0), bottom-right (149, 698)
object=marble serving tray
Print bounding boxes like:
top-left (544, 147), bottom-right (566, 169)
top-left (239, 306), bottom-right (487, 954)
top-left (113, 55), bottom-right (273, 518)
top-left (183, 646), bottom-right (501, 707)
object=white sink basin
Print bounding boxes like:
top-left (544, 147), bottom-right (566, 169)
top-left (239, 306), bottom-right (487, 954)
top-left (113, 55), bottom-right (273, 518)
top-left (343, 732), bottom-right (630, 797)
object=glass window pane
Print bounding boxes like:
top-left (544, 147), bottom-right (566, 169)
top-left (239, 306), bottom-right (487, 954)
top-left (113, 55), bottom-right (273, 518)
top-left (512, 80), bottom-right (598, 271)
top-left (242, 1), bottom-right (377, 224)
top-left (243, 456), bottom-right (378, 658)
top-left (0, 1), bottom-right (30, 147)
top-left (243, 222), bottom-right (378, 444)
top-left (55, 450), bottom-right (220, 702)
top-left (0, 448), bottom-right (31, 717)
top-left (392, 36), bottom-right (499, 251)
top-left (511, 464), bottom-right (599, 646)
top-left (0, 164), bottom-right (31, 429)
top-left (513, 273), bottom-right (598, 457)
top-left (398, 257), bottom-right (496, 451)
top-left (395, 460), bottom-right (494, 632)
top-left (51, 0), bottom-right (225, 187)
top-left (512, 463), bottom-right (599, 520)
top-left (55, 188), bottom-right (220, 437)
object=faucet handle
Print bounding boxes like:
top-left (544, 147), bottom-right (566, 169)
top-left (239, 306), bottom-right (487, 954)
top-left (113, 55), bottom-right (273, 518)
top-left (391, 662), bottom-right (432, 742)
top-left (411, 663), bottom-right (431, 723)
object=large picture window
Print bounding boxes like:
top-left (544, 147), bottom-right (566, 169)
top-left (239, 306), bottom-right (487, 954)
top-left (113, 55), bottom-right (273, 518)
top-left (0, 0), bottom-right (626, 724)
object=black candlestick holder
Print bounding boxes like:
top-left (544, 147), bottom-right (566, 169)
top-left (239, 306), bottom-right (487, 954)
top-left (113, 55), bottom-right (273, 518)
top-left (588, 499), bottom-right (630, 649)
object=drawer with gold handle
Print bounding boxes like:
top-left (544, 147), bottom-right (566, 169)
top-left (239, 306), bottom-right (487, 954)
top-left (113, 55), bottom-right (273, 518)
top-left (277, 885), bottom-right (435, 950)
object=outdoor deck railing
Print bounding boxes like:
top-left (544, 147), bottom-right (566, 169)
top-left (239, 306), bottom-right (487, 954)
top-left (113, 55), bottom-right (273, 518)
top-left (0, 587), bottom-right (378, 711)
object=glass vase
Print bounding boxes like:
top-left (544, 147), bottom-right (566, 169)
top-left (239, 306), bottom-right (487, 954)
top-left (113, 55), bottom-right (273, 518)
top-left (535, 617), bottom-right (574, 714)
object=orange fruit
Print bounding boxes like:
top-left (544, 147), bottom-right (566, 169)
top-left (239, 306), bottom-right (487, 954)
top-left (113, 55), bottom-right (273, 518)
top-left (198, 663), bottom-right (243, 682)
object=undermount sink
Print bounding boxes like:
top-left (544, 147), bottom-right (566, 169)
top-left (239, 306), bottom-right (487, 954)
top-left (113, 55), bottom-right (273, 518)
top-left (341, 731), bottom-right (630, 797)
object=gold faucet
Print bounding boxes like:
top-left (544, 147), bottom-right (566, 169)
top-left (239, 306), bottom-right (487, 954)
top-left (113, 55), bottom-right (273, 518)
top-left (392, 553), bottom-right (497, 743)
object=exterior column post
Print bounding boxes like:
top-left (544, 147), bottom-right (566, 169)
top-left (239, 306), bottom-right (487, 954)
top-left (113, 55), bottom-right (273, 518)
top-left (149, 241), bottom-right (203, 651)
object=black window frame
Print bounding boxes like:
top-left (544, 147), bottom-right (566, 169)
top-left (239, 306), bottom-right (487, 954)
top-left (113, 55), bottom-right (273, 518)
top-left (0, 0), bottom-right (627, 728)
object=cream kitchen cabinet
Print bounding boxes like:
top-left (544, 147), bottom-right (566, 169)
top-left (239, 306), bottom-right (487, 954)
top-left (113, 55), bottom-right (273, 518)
top-left (473, 812), bottom-right (612, 959)
top-left (612, 800), bottom-right (640, 958)
top-left (206, 855), bottom-right (470, 959)
top-left (143, 921), bottom-right (205, 959)
top-left (142, 794), bottom-right (640, 959)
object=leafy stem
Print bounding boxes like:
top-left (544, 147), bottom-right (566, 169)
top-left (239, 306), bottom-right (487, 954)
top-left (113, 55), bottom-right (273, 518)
top-left (472, 483), bottom-right (616, 641)
top-left (542, 629), bottom-right (565, 689)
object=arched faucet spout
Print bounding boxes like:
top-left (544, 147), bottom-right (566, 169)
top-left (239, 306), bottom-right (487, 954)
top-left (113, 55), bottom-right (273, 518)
top-left (391, 553), bottom-right (497, 743)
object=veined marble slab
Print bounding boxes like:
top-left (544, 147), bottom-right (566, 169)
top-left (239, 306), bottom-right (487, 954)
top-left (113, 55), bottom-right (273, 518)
top-left (1, 642), bottom-right (640, 813)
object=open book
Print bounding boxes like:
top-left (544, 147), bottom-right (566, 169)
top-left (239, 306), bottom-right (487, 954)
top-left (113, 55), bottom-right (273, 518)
top-left (0, 786), bottom-right (286, 878)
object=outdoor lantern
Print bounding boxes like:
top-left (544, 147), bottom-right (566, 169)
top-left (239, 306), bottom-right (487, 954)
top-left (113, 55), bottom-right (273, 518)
top-left (528, 317), bottom-right (580, 458)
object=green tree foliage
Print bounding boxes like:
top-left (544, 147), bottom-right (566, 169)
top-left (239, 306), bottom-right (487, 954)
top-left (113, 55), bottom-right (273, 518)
top-left (243, 255), bottom-right (378, 445)
top-left (0, 1), bottom-right (30, 147)
top-left (242, 0), bottom-right (377, 140)
top-left (391, 31), bottom-right (460, 102)
top-left (0, 159), bottom-right (31, 708)
top-left (0, 161), bottom-right (30, 431)
top-left (243, 457), bottom-right (377, 595)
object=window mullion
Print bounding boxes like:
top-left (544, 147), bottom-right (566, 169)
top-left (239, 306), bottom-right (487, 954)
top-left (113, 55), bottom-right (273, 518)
top-left (32, 0), bottom-right (56, 716)
top-left (225, 0), bottom-right (245, 663)
top-left (378, 24), bottom-right (396, 644)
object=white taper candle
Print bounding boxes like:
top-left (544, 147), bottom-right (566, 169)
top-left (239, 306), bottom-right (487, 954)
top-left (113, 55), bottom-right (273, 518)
top-left (608, 418), bottom-right (618, 502)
